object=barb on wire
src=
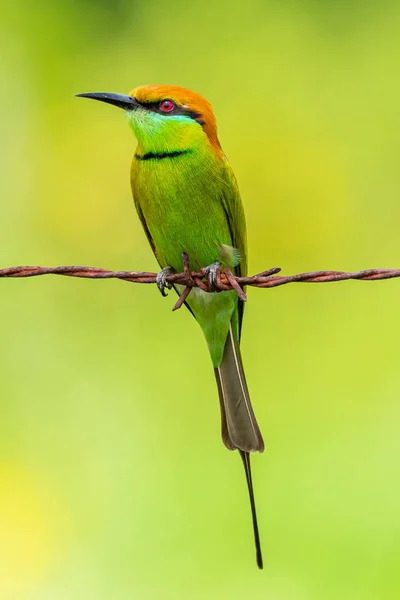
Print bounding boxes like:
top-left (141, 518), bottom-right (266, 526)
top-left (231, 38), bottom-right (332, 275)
top-left (1, 252), bottom-right (399, 310)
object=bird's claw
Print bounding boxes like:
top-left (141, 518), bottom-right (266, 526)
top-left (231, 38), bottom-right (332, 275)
top-left (156, 266), bottom-right (174, 297)
top-left (203, 261), bottom-right (221, 292)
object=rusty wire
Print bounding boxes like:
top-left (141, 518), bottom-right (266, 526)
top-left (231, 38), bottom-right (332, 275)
top-left (1, 252), bottom-right (399, 311)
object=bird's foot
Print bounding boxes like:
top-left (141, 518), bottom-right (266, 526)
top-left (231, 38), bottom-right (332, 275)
top-left (203, 261), bottom-right (221, 292)
top-left (156, 266), bottom-right (174, 297)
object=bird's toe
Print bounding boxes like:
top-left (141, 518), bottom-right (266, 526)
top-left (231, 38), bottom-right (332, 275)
top-left (203, 261), bottom-right (221, 292)
top-left (156, 266), bottom-right (174, 296)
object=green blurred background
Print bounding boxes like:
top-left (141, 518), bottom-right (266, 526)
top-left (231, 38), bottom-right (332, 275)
top-left (1, 1), bottom-right (400, 598)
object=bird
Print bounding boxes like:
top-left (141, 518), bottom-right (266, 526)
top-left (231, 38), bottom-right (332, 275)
top-left (77, 85), bottom-right (265, 568)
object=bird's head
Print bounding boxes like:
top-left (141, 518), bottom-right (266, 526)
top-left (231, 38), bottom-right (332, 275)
top-left (77, 84), bottom-right (221, 155)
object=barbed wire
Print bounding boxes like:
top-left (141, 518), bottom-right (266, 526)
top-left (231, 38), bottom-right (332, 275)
top-left (1, 252), bottom-right (399, 311)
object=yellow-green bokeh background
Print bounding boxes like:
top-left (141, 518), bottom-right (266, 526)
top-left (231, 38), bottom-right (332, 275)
top-left (1, 2), bottom-right (400, 598)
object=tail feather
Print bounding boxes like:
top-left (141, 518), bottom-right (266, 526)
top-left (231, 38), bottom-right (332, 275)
top-left (214, 324), bottom-right (264, 453)
top-left (214, 323), bottom-right (264, 569)
top-left (240, 450), bottom-right (263, 569)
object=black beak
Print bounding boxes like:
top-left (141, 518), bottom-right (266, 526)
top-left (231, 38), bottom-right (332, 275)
top-left (75, 92), bottom-right (138, 111)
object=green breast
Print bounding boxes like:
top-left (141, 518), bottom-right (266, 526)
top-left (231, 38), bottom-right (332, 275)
top-left (131, 148), bottom-right (233, 272)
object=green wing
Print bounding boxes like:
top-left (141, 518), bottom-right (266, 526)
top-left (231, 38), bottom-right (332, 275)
top-left (220, 159), bottom-right (248, 278)
top-left (220, 158), bottom-right (248, 336)
top-left (133, 196), bottom-right (158, 258)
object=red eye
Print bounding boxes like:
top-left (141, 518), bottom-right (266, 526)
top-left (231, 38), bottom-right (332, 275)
top-left (160, 99), bottom-right (175, 112)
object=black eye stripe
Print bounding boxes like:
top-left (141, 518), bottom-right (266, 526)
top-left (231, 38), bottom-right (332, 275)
top-left (136, 99), bottom-right (203, 124)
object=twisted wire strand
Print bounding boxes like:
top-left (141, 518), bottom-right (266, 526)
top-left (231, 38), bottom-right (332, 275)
top-left (1, 254), bottom-right (399, 310)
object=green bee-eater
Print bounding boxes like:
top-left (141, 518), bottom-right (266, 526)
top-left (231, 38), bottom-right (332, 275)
top-left (77, 85), bottom-right (264, 568)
